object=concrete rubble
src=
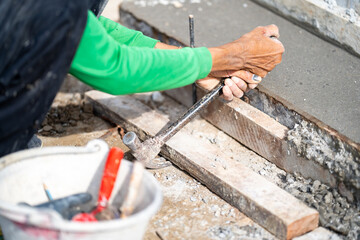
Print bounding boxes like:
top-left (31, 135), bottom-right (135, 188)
top-left (38, 77), bottom-right (278, 239)
top-left (120, 0), bottom-right (359, 206)
top-left (131, 92), bottom-right (358, 239)
top-left (33, 0), bottom-right (360, 239)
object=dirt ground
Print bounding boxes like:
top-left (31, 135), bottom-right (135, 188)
top-left (35, 3), bottom-right (276, 238)
top-left (34, 3), bottom-right (359, 239)
top-left (38, 73), bottom-right (360, 239)
top-left (37, 75), bottom-right (275, 240)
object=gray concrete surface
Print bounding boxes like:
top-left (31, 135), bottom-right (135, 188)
top-left (251, 0), bottom-right (360, 56)
top-left (121, 0), bottom-right (360, 143)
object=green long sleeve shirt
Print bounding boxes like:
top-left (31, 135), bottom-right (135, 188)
top-left (69, 11), bottom-right (212, 95)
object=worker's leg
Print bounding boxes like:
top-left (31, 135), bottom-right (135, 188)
top-left (0, 0), bottom-right (88, 157)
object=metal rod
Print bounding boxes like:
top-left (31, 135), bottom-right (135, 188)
top-left (189, 14), bottom-right (197, 104)
top-left (156, 81), bottom-right (224, 143)
top-left (189, 15), bottom-right (195, 48)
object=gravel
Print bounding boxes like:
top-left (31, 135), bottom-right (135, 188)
top-left (39, 92), bottom-right (93, 136)
top-left (277, 171), bottom-right (360, 239)
top-left (208, 224), bottom-right (270, 240)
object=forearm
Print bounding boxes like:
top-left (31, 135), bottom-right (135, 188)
top-left (70, 12), bottom-right (212, 95)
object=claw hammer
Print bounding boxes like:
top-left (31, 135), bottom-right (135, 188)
top-left (120, 15), bottom-right (224, 217)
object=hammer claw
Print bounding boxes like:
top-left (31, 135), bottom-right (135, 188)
top-left (144, 158), bottom-right (172, 169)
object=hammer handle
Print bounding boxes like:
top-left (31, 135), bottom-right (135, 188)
top-left (156, 81), bottom-right (224, 143)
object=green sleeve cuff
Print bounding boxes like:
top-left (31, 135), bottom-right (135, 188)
top-left (98, 15), bottom-right (158, 48)
top-left (192, 47), bottom-right (213, 80)
top-left (133, 34), bottom-right (159, 48)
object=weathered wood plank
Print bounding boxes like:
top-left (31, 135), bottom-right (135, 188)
top-left (165, 86), bottom-right (338, 190)
top-left (166, 86), bottom-right (288, 166)
top-left (86, 90), bottom-right (319, 239)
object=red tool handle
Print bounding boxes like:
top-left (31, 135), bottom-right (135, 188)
top-left (95, 147), bottom-right (124, 212)
top-left (72, 213), bottom-right (97, 222)
top-left (72, 147), bottom-right (124, 222)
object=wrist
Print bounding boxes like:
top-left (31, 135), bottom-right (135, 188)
top-left (154, 42), bottom-right (181, 49)
top-left (209, 43), bottom-right (246, 72)
top-left (208, 47), bottom-right (228, 71)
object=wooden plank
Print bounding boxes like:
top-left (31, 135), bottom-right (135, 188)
top-left (86, 90), bottom-right (319, 240)
top-left (165, 86), bottom-right (338, 189)
top-left (166, 86), bottom-right (288, 165)
top-left (293, 227), bottom-right (341, 240)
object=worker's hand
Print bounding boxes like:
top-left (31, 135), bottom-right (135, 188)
top-left (197, 70), bottom-right (261, 101)
top-left (209, 24), bottom-right (284, 77)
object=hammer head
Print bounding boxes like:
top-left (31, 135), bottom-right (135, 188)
top-left (123, 132), bottom-right (171, 169)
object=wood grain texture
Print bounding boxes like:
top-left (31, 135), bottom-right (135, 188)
top-left (165, 86), bottom-right (338, 189)
top-left (167, 86), bottom-right (288, 165)
top-left (86, 90), bottom-right (319, 239)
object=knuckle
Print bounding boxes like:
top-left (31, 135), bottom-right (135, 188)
top-left (278, 43), bottom-right (285, 52)
top-left (239, 79), bottom-right (247, 89)
top-left (255, 26), bottom-right (266, 33)
top-left (244, 71), bottom-right (253, 81)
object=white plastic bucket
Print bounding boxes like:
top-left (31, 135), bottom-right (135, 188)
top-left (0, 140), bottom-right (162, 240)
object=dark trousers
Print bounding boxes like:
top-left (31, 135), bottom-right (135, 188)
top-left (0, 0), bottom-right (108, 157)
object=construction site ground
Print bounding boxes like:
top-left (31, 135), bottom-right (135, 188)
top-left (38, 76), bottom-right (276, 240)
top-left (36, 1), bottom-right (360, 239)
top-left (37, 75), bottom-right (359, 239)
top-left (38, 3), bottom-right (277, 239)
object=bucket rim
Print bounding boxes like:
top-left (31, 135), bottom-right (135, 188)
top-left (0, 169), bottom-right (162, 232)
top-left (0, 139), bottom-right (108, 172)
top-left (0, 140), bottom-right (163, 232)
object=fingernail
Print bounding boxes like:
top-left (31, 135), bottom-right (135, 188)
top-left (252, 75), bottom-right (262, 82)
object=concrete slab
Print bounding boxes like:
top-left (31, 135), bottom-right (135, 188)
top-left (251, 0), bottom-right (360, 56)
top-left (120, 0), bottom-right (360, 143)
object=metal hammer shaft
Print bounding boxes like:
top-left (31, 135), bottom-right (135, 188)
top-left (157, 81), bottom-right (224, 143)
top-left (123, 81), bottom-right (224, 155)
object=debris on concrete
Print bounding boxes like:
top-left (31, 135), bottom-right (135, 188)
top-left (346, 8), bottom-right (357, 23)
top-left (134, 93), bottom-right (358, 239)
top-left (246, 88), bottom-right (360, 204)
top-left (38, 76), bottom-right (276, 239)
top-left (287, 120), bottom-right (360, 203)
top-left (34, 1), bottom-right (360, 238)
top-left (119, 1), bottom-right (360, 209)
top-left (280, 172), bottom-right (360, 238)
top-left (208, 224), bottom-right (266, 240)
top-left (151, 91), bottom-right (165, 104)
top-left (147, 166), bottom-right (275, 240)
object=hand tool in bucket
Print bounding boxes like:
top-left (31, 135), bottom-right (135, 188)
top-left (72, 147), bottom-right (124, 222)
